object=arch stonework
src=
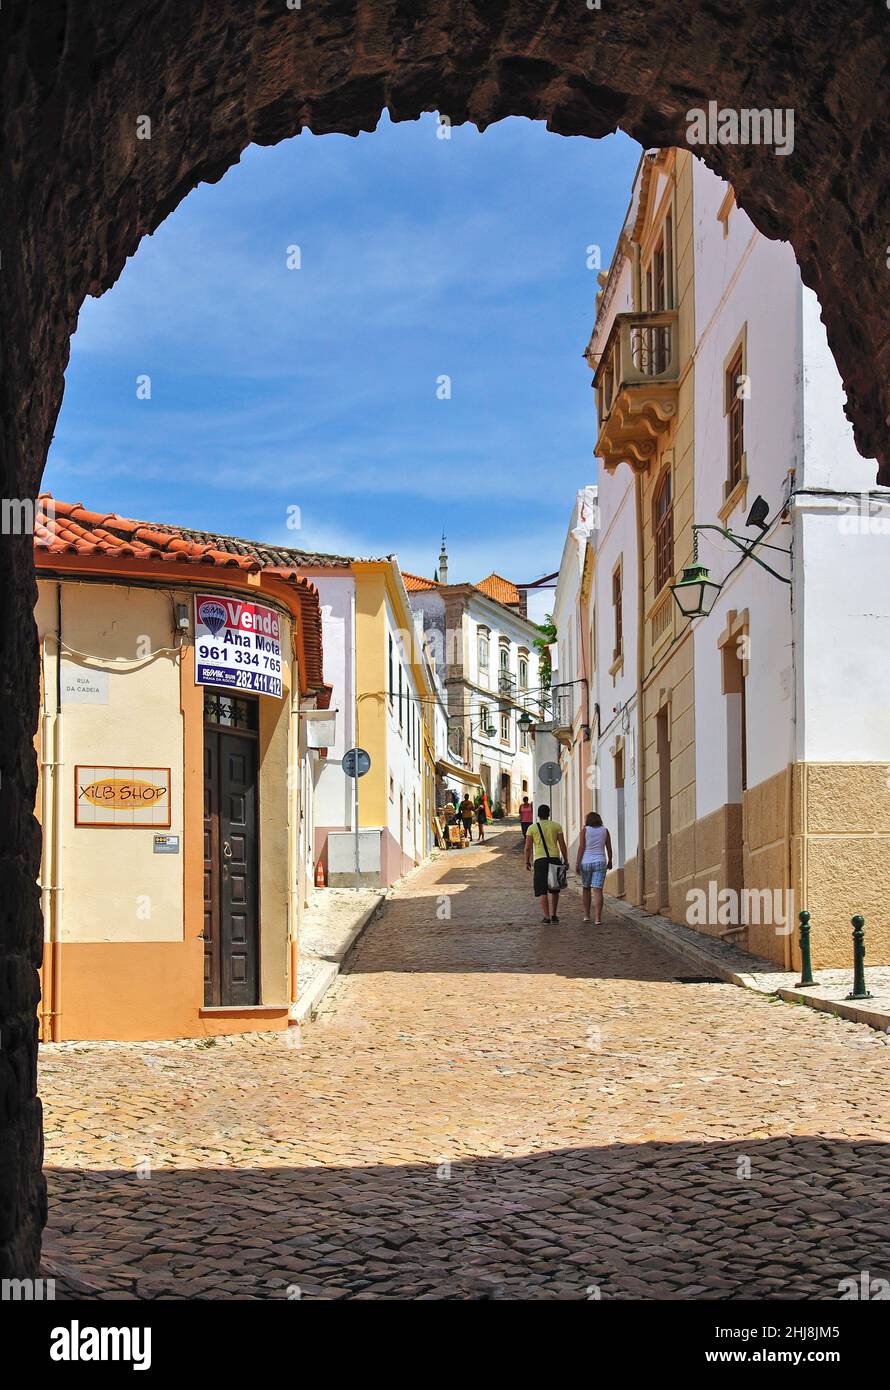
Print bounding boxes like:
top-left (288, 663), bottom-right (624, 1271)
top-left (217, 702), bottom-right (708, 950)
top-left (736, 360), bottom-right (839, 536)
top-left (1, 0), bottom-right (888, 1274)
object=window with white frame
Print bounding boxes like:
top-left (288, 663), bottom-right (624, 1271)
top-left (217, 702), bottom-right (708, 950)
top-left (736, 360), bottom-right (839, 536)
top-left (477, 626), bottom-right (490, 674)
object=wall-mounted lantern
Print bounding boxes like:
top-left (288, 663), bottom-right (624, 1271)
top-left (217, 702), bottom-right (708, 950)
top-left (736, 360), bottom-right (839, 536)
top-left (671, 496), bottom-right (790, 623)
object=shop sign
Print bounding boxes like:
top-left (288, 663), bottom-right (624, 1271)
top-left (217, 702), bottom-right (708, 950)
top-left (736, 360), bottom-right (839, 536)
top-left (194, 594), bottom-right (283, 699)
top-left (75, 766), bottom-right (172, 827)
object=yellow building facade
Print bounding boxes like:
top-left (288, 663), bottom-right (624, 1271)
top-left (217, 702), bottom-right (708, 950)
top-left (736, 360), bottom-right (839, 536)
top-left (34, 497), bottom-right (328, 1041)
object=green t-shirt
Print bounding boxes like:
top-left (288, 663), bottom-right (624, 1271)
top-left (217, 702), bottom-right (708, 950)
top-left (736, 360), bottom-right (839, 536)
top-left (530, 820), bottom-right (562, 861)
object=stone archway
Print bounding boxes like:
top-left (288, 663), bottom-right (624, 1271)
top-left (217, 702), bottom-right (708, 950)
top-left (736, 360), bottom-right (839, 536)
top-left (2, 0), bottom-right (888, 1276)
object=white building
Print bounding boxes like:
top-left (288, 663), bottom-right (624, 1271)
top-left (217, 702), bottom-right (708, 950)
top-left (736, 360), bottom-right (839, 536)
top-left (557, 146), bottom-right (890, 968)
top-left (545, 487), bottom-right (599, 856)
top-left (405, 541), bottom-right (541, 815)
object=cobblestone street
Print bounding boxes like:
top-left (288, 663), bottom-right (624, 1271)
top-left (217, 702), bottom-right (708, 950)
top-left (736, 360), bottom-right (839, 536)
top-left (41, 825), bottom-right (890, 1300)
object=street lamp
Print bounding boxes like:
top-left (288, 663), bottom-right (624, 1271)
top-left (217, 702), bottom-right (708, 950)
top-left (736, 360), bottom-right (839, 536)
top-left (670, 559), bottom-right (722, 619)
top-left (517, 709), bottom-right (533, 733)
top-left (671, 499), bottom-right (790, 623)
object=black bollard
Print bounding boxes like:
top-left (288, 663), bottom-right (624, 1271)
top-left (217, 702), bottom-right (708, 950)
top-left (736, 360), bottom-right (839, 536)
top-left (795, 910), bottom-right (814, 987)
top-left (845, 914), bottom-right (873, 1000)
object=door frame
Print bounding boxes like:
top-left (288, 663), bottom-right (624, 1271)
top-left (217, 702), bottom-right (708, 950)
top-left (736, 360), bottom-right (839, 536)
top-left (203, 691), bottom-right (261, 1007)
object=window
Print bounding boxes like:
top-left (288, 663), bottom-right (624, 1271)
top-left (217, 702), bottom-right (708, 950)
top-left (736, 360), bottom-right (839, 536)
top-left (653, 470), bottom-right (674, 594)
top-left (643, 212), bottom-right (673, 373)
top-left (500, 712), bottom-right (510, 743)
top-left (499, 644), bottom-right (510, 672)
top-left (478, 626), bottom-right (490, 673)
top-left (480, 705), bottom-right (490, 735)
top-left (520, 725), bottom-right (530, 751)
top-left (388, 634), bottom-right (393, 706)
top-left (518, 650), bottom-right (529, 689)
top-left (204, 691), bottom-right (258, 731)
top-left (612, 565), bottom-right (623, 660)
top-left (726, 348), bottom-right (745, 492)
top-left (398, 666), bottom-right (403, 727)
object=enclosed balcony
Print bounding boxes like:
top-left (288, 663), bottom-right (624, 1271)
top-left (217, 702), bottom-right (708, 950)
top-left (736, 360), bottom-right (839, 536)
top-left (592, 310), bottom-right (680, 472)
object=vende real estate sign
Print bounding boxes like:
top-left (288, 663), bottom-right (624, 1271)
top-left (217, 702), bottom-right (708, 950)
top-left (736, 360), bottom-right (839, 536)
top-left (194, 594), bottom-right (283, 699)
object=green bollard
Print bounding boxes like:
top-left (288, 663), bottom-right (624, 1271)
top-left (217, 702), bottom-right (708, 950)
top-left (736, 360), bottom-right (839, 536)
top-left (796, 910), bottom-right (814, 987)
top-left (846, 914), bottom-right (873, 1000)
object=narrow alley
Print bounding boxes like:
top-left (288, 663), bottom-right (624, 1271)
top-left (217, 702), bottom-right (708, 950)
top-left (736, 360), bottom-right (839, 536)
top-left (41, 824), bottom-right (890, 1300)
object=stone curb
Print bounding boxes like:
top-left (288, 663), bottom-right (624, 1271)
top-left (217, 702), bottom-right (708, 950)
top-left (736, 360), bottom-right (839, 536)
top-left (772, 985), bottom-right (890, 1032)
top-left (291, 895), bottom-right (385, 1024)
top-left (599, 890), bottom-right (890, 1033)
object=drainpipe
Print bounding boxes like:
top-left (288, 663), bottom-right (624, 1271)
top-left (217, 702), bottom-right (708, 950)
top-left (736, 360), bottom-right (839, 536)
top-left (351, 582), bottom-right (359, 885)
top-left (38, 628), bottom-right (54, 1040)
top-left (51, 583), bottom-right (64, 1041)
top-left (635, 469), bottom-right (646, 908)
top-left (288, 644), bottom-right (300, 1010)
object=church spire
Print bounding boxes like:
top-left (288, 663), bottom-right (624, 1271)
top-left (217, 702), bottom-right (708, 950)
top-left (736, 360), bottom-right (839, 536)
top-left (438, 532), bottom-right (448, 585)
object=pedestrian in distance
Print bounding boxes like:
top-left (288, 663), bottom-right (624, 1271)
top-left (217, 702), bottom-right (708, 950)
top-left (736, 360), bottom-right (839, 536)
top-left (519, 796), bottom-right (533, 840)
top-left (524, 804), bottom-right (569, 923)
top-left (576, 811), bottom-right (612, 925)
top-left (459, 794), bottom-right (475, 844)
top-left (475, 796), bottom-right (487, 842)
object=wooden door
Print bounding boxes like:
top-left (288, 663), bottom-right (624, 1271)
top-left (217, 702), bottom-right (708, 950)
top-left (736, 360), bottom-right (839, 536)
top-left (203, 728), bottom-right (259, 1006)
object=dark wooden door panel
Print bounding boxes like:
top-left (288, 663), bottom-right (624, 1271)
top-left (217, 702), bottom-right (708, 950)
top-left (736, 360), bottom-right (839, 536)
top-left (203, 723), bottom-right (259, 1008)
top-left (203, 731), bottom-right (220, 1006)
top-left (219, 732), bottom-right (258, 1006)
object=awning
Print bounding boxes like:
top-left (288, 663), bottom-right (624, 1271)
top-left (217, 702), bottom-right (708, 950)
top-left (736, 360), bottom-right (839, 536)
top-left (435, 759), bottom-right (483, 788)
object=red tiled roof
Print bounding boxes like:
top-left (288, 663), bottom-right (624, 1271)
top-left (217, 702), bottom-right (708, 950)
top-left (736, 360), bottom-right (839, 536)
top-left (402, 572), bottom-right (442, 592)
top-left (34, 496), bottom-right (327, 694)
top-left (403, 567), bottom-right (523, 610)
top-left (475, 573), bottom-right (521, 607)
top-left (35, 496), bottom-right (257, 570)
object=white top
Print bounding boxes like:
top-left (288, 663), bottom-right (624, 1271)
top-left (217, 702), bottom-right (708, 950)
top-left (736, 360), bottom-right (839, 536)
top-left (581, 825), bottom-right (608, 863)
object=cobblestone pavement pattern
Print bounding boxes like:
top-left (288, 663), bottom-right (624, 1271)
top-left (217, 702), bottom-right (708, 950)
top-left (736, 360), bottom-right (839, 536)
top-left (41, 826), bottom-right (890, 1299)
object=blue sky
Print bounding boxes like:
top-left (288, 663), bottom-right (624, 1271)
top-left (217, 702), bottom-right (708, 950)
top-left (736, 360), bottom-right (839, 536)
top-left (46, 114), bottom-right (640, 614)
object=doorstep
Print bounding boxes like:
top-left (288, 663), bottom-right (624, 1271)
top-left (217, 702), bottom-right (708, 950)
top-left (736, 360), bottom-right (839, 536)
top-left (596, 890), bottom-right (890, 1034)
top-left (199, 1005), bottom-right (288, 1018)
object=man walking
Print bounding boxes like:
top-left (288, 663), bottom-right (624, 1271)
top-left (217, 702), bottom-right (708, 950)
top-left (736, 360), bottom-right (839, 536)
top-left (524, 804), bottom-right (569, 923)
top-left (459, 794), bottom-right (475, 843)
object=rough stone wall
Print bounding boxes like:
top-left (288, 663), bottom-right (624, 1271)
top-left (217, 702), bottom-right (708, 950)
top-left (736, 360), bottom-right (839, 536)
top-left (1, 0), bottom-right (889, 1276)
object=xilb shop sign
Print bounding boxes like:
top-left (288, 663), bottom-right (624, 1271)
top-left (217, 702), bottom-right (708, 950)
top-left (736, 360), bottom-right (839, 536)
top-left (195, 594), bottom-right (283, 699)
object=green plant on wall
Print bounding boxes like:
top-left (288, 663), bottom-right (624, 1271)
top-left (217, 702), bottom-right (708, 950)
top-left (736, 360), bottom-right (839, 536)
top-left (534, 615), bottom-right (557, 690)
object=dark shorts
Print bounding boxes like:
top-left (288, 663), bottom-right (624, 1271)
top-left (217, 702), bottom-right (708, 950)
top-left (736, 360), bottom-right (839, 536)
top-left (521, 821), bottom-right (531, 837)
top-left (533, 858), bottom-right (557, 898)
top-left (461, 818), bottom-right (474, 833)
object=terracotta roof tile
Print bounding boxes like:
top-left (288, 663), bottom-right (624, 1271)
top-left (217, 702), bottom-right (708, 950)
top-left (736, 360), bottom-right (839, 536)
top-left (35, 496), bottom-right (257, 570)
top-left (475, 572), bottom-right (521, 606)
top-left (402, 572), bottom-right (441, 592)
top-left (34, 495), bottom-right (327, 695)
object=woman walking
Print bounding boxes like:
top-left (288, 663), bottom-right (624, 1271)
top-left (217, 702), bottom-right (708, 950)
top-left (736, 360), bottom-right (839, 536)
top-left (576, 811), bottom-right (612, 925)
top-left (524, 805), bottom-right (569, 924)
top-left (475, 795), bottom-right (487, 842)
